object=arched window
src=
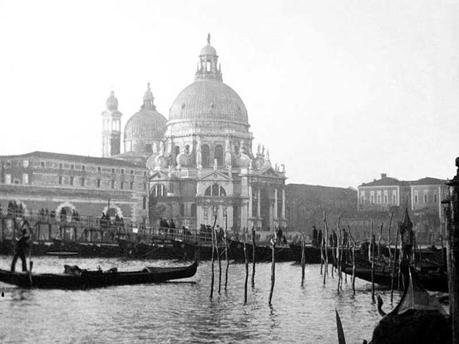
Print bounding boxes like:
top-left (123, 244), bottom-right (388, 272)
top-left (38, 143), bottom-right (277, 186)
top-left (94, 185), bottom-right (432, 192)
top-left (214, 144), bottom-right (223, 167)
top-left (152, 184), bottom-right (166, 197)
top-left (205, 183), bottom-right (226, 197)
top-left (201, 144), bottom-right (210, 167)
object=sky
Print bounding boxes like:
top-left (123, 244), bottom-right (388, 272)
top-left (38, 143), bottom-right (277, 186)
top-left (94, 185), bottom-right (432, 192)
top-left (0, 0), bottom-right (458, 188)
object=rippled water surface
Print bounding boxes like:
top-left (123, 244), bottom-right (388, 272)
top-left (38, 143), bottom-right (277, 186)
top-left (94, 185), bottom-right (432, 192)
top-left (0, 256), bottom-right (401, 343)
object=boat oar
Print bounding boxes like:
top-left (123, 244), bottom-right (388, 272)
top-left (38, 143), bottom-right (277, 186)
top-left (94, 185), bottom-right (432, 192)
top-left (28, 260), bottom-right (33, 287)
top-left (335, 309), bottom-right (346, 344)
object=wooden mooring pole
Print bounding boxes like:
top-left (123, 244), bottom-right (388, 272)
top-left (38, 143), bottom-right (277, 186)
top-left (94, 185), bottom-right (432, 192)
top-left (251, 226), bottom-right (256, 289)
top-left (323, 212), bottom-right (329, 285)
top-left (268, 235), bottom-right (276, 306)
top-left (209, 216), bottom-right (217, 300)
top-left (224, 214), bottom-right (229, 292)
top-left (446, 157), bottom-right (459, 344)
top-left (301, 233), bottom-right (306, 287)
top-left (370, 221), bottom-right (375, 303)
top-left (390, 226), bottom-right (399, 303)
top-left (243, 227), bottom-right (249, 305)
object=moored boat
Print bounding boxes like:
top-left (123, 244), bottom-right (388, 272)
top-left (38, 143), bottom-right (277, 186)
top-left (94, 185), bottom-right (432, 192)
top-left (0, 261), bottom-right (198, 289)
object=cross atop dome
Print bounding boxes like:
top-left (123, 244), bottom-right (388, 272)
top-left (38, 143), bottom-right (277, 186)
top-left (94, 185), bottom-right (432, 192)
top-left (196, 33), bottom-right (222, 81)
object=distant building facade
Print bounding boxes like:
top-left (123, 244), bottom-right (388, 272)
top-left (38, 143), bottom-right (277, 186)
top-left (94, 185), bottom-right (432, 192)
top-left (357, 173), bottom-right (448, 243)
top-left (357, 173), bottom-right (447, 220)
top-left (0, 152), bottom-right (148, 222)
top-left (286, 183), bottom-right (357, 237)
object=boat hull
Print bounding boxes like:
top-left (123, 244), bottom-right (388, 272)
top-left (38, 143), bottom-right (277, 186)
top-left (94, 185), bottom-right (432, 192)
top-left (0, 262), bottom-right (198, 289)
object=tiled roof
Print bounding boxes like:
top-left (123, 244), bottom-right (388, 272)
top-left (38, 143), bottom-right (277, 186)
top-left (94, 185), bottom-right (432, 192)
top-left (410, 177), bottom-right (446, 185)
top-left (360, 176), bottom-right (446, 187)
top-left (0, 151), bottom-right (145, 168)
top-left (360, 177), bottom-right (405, 187)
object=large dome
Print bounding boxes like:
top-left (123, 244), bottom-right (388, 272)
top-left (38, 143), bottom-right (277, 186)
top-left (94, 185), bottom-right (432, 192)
top-left (169, 79), bottom-right (248, 124)
top-left (169, 35), bottom-right (249, 126)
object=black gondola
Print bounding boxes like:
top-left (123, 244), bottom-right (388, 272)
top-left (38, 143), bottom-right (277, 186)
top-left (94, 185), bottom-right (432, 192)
top-left (0, 261), bottom-right (198, 289)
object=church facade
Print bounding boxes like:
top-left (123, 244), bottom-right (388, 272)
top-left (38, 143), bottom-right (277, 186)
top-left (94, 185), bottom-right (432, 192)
top-left (0, 36), bottom-right (287, 234)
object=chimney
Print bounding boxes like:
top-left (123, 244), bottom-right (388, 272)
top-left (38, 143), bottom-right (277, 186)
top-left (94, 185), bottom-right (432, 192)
top-left (381, 173), bottom-right (387, 179)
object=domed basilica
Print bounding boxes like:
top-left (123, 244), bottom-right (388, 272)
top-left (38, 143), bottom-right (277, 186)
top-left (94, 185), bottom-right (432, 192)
top-left (102, 35), bottom-right (287, 233)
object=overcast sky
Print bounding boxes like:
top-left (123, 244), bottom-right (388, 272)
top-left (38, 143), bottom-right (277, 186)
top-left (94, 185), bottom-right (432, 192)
top-left (0, 0), bottom-right (458, 187)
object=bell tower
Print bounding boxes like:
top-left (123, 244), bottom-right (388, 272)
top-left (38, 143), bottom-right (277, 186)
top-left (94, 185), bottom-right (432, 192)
top-left (101, 90), bottom-right (122, 157)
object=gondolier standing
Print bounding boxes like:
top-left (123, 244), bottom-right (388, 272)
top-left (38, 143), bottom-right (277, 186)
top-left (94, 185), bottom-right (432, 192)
top-left (400, 208), bottom-right (414, 263)
top-left (11, 222), bottom-right (31, 272)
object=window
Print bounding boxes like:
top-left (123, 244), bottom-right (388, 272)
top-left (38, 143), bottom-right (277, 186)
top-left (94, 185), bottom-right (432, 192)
top-left (201, 144), bottom-right (210, 167)
top-left (214, 145), bottom-right (224, 167)
top-left (81, 177), bottom-right (85, 187)
top-left (204, 183), bottom-right (226, 197)
top-left (98, 167), bottom-right (101, 173)
top-left (131, 170), bottom-right (134, 175)
top-left (22, 173), bottom-right (29, 184)
top-left (120, 181), bottom-right (124, 190)
top-left (112, 168), bottom-right (115, 173)
top-left (191, 203), bottom-right (197, 217)
top-left (392, 192), bottom-right (397, 204)
top-left (143, 183), bottom-right (146, 190)
top-left (5, 174), bottom-right (11, 184)
top-left (414, 191), bottom-right (418, 204)
top-left (58, 176), bottom-right (63, 185)
top-left (169, 183), bottom-right (174, 193)
top-left (359, 191), bottom-right (365, 204)
top-left (111, 180), bottom-right (115, 189)
top-left (41, 161), bottom-right (45, 168)
top-left (434, 194), bottom-right (437, 203)
top-left (70, 176), bottom-right (74, 186)
top-left (121, 169), bottom-right (124, 174)
top-left (23, 160), bottom-right (29, 168)
top-left (424, 193), bottom-right (428, 204)
top-left (130, 181), bottom-right (134, 190)
top-left (180, 204), bottom-right (185, 216)
top-left (143, 197), bottom-right (147, 210)
top-left (97, 179), bottom-right (101, 188)
top-left (70, 164), bottom-right (74, 170)
top-left (152, 184), bottom-right (166, 197)
top-left (59, 163), bottom-right (63, 169)
top-left (370, 191), bottom-right (375, 204)
top-left (82, 165), bottom-right (86, 171)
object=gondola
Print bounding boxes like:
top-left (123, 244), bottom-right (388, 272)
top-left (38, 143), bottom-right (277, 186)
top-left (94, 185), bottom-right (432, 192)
top-left (340, 259), bottom-right (448, 292)
top-left (0, 261), bottom-right (198, 289)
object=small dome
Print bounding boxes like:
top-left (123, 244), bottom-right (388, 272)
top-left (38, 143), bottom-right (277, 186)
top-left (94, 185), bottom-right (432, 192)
top-left (124, 109), bottom-right (166, 142)
top-left (169, 79), bottom-right (248, 124)
top-left (200, 44), bottom-right (217, 56)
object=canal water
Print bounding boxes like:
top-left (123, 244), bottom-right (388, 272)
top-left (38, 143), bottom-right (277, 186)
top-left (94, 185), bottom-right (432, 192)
top-left (0, 256), bottom-right (400, 343)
